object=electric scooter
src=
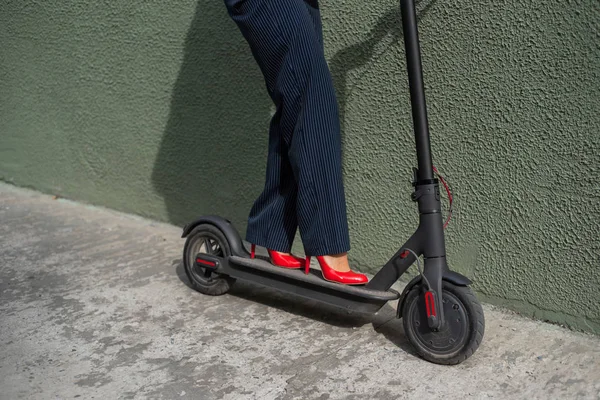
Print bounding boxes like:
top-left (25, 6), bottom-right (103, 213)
top-left (181, 0), bottom-right (484, 365)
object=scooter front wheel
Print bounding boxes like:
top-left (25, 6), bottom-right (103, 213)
top-left (402, 281), bottom-right (484, 365)
top-left (183, 224), bottom-right (235, 296)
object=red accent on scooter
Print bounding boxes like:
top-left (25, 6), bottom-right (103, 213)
top-left (424, 291), bottom-right (437, 317)
top-left (196, 258), bottom-right (216, 267)
top-left (250, 244), bottom-right (256, 259)
top-left (400, 250), bottom-right (410, 259)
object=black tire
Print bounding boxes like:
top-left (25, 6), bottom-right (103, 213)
top-left (402, 281), bottom-right (485, 365)
top-left (183, 224), bottom-right (235, 296)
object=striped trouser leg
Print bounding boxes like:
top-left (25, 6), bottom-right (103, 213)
top-left (224, 0), bottom-right (350, 256)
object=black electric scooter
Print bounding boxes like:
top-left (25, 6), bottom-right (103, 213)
top-left (181, 0), bottom-right (484, 365)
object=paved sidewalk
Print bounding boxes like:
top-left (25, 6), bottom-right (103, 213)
top-left (1, 183), bottom-right (599, 400)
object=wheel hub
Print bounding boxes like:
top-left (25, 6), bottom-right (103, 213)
top-left (410, 290), bottom-right (469, 355)
top-left (188, 234), bottom-right (224, 284)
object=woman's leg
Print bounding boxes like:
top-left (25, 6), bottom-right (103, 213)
top-left (303, 0), bottom-right (324, 48)
top-left (298, 0), bottom-right (356, 272)
top-left (245, 112), bottom-right (299, 253)
top-left (224, 0), bottom-right (350, 257)
top-left (224, 0), bottom-right (300, 253)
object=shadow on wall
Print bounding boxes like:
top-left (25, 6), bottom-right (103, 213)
top-left (152, 0), bottom-right (437, 231)
top-left (329, 0), bottom-right (438, 138)
top-left (151, 1), bottom-right (271, 229)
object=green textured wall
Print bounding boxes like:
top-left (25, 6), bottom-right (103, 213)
top-left (1, 1), bottom-right (599, 332)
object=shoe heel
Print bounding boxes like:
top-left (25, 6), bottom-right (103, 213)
top-left (305, 256), bottom-right (311, 275)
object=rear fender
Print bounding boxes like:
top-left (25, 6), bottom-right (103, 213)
top-left (182, 215), bottom-right (248, 257)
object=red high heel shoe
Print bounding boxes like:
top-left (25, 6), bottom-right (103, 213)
top-left (250, 244), bottom-right (304, 269)
top-left (304, 255), bottom-right (368, 285)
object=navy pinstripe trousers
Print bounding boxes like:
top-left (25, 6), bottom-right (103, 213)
top-left (224, 0), bottom-right (350, 256)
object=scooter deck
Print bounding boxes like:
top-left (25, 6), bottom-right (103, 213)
top-left (223, 255), bottom-right (399, 313)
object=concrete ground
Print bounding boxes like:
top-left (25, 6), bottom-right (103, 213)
top-left (1, 183), bottom-right (599, 400)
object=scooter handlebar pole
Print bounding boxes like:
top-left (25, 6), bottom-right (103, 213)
top-left (400, 0), bottom-right (434, 182)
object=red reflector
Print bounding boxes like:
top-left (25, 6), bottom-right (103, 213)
top-left (400, 250), bottom-right (409, 259)
top-left (424, 291), bottom-right (436, 317)
top-left (196, 258), bottom-right (216, 267)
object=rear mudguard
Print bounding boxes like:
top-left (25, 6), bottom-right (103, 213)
top-left (182, 215), bottom-right (249, 257)
top-left (396, 270), bottom-right (472, 318)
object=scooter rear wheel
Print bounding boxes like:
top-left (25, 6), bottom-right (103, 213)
top-left (402, 281), bottom-right (484, 365)
top-left (183, 224), bottom-right (235, 295)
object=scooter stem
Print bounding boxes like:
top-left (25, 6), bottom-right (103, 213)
top-left (401, 0), bottom-right (434, 182)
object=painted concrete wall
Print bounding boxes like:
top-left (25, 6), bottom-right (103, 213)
top-left (1, 0), bottom-right (598, 332)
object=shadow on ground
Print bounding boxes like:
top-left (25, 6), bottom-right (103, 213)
top-left (174, 259), bottom-right (418, 357)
